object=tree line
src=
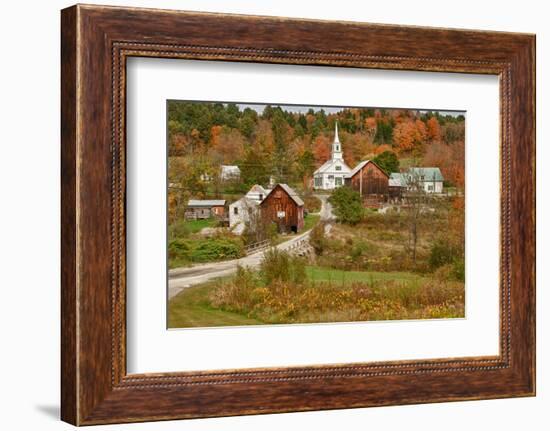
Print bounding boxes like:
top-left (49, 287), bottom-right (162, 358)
top-left (168, 101), bottom-right (465, 191)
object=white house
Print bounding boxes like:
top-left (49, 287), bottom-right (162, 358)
top-left (407, 167), bottom-right (444, 194)
top-left (313, 122), bottom-right (351, 190)
top-left (229, 184), bottom-right (267, 234)
top-left (220, 165), bottom-right (241, 181)
top-left (245, 184), bottom-right (268, 201)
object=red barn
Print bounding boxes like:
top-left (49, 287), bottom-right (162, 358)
top-left (260, 184), bottom-right (304, 233)
top-left (345, 160), bottom-right (389, 207)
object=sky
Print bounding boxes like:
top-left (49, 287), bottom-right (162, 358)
top-left (235, 103), bottom-right (464, 117)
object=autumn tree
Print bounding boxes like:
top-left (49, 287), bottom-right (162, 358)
top-left (392, 119), bottom-right (427, 155)
top-left (313, 135), bottom-right (331, 166)
top-left (426, 116), bottom-right (442, 142)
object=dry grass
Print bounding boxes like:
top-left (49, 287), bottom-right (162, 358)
top-left (207, 266), bottom-right (464, 325)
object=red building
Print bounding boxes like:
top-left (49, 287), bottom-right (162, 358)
top-left (344, 160), bottom-right (389, 207)
top-left (260, 184), bottom-right (304, 233)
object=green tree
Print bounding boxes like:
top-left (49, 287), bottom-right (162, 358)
top-left (271, 110), bottom-right (290, 182)
top-left (241, 148), bottom-right (270, 187)
top-left (328, 187), bottom-right (364, 225)
top-left (296, 149), bottom-right (315, 185)
top-left (373, 150), bottom-right (400, 174)
top-left (373, 119), bottom-right (394, 145)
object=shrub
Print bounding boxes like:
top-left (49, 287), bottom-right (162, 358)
top-left (452, 258), bottom-right (465, 282)
top-left (190, 238), bottom-right (244, 262)
top-left (328, 187), bottom-right (364, 225)
top-left (303, 195), bottom-right (322, 213)
top-left (309, 222), bottom-right (327, 256)
top-left (260, 248), bottom-right (306, 286)
top-left (429, 239), bottom-right (460, 269)
top-left (168, 238), bottom-right (191, 261)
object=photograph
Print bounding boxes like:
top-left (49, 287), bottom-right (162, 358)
top-left (167, 101), bottom-right (466, 329)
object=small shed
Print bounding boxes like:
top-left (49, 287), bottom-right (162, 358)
top-left (389, 172), bottom-right (408, 198)
top-left (260, 184), bottom-right (304, 233)
top-left (185, 199), bottom-right (227, 220)
top-left (344, 160), bottom-right (389, 196)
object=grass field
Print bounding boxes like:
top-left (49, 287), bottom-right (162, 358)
top-left (306, 266), bottom-right (424, 284)
top-left (168, 280), bottom-right (262, 328)
top-left (168, 265), bottom-right (460, 328)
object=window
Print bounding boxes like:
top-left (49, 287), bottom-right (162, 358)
top-left (336, 145), bottom-right (340, 151)
top-left (259, 194), bottom-right (263, 200)
top-left (427, 185), bottom-right (433, 191)
top-left (335, 177), bottom-right (343, 186)
top-left (335, 165), bottom-right (342, 171)
top-left (233, 207), bottom-right (238, 215)
top-left (328, 175), bottom-right (334, 180)
top-left (314, 177), bottom-right (322, 187)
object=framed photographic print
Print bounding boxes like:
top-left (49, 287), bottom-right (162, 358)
top-left (61, 4), bottom-right (535, 425)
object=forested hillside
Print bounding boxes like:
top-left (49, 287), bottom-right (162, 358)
top-left (168, 102), bottom-right (465, 195)
top-left (168, 101), bottom-right (464, 189)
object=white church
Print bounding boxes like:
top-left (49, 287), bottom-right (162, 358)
top-left (313, 122), bottom-right (351, 190)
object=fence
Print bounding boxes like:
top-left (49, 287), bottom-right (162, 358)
top-left (245, 239), bottom-right (270, 255)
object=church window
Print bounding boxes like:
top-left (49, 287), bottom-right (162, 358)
top-left (335, 165), bottom-right (342, 171)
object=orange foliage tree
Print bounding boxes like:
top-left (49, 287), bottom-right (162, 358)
top-left (313, 135), bottom-right (331, 166)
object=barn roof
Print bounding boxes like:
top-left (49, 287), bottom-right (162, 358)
top-left (345, 160), bottom-right (389, 179)
top-left (187, 199), bottom-right (226, 207)
top-left (409, 167), bottom-right (444, 182)
top-left (262, 184), bottom-right (304, 207)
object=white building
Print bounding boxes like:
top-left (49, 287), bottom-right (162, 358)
top-left (220, 165), bottom-right (241, 181)
top-left (229, 184), bottom-right (267, 234)
top-left (407, 167), bottom-right (444, 194)
top-left (245, 184), bottom-right (268, 201)
top-left (313, 122), bottom-right (352, 190)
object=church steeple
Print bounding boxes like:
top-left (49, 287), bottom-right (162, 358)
top-left (332, 121), bottom-right (343, 160)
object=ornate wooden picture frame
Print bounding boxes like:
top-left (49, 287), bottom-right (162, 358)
top-left (61, 4), bottom-right (535, 425)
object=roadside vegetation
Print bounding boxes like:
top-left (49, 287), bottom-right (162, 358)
top-left (168, 247), bottom-right (464, 328)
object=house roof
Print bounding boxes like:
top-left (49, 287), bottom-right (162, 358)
top-left (187, 199), bottom-right (226, 207)
top-left (221, 165), bottom-right (240, 172)
top-left (389, 172), bottom-right (408, 187)
top-left (247, 184), bottom-right (267, 194)
top-left (345, 160), bottom-right (390, 179)
top-left (229, 197), bottom-right (259, 208)
top-left (409, 167), bottom-right (444, 182)
top-left (262, 183), bottom-right (304, 207)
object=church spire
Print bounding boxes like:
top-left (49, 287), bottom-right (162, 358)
top-left (332, 121), bottom-right (343, 160)
top-left (334, 121), bottom-right (340, 144)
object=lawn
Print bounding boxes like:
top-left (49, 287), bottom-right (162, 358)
top-left (180, 218), bottom-right (218, 234)
top-left (305, 266), bottom-right (425, 284)
top-left (168, 281), bottom-right (261, 328)
top-left (304, 213), bottom-right (321, 231)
